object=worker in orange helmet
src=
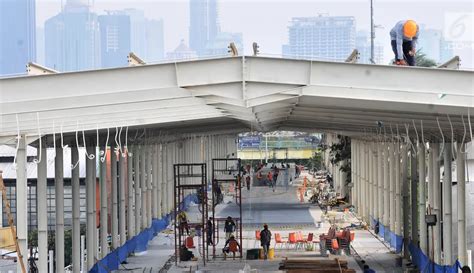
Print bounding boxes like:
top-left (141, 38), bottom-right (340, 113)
top-left (390, 20), bottom-right (419, 66)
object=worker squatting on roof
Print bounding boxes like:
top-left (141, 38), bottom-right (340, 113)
top-left (390, 20), bottom-right (419, 66)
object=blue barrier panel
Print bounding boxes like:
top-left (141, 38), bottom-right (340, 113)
top-left (379, 223), bottom-right (385, 237)
top-left (118, 243), bottom-right (129, 263)
top-left (106, 250), bottom-right (119, 271)
top-left (409, 243), bottom-right (461, 273)
top-left (389, 232), bottom-right (403, 253)
top-left (370, 216), bottom-right (376, 229)
top-left (384, 227), bottom-right (391, 243)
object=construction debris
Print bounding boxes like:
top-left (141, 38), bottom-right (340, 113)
top-left (279, 258), bottom-right (356, 273)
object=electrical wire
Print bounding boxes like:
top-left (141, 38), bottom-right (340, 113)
top-left (12, 114), bottom-right (21, 170)
top-left (100, 128), bottom-right (109, 163)
top-left (52, 121), bottom-right (56, 159)
top-left (447, 114), bottom-right (456, 161)
top-left (72, 122), bottom-right (81, 170)
top-left (436, 117), bottom-right (445, 161)
top-left (33, 112), bottom-right (42, 164)
top-left (468, 108), bottom-right (473, 153)
top-left (125, 126), bottom-right (131, 157)
top-left (82, 124), bottom-right (95, 160)
top-left (460, 115), bottom-right (467, 153)
top-left (60, 123), bottom-right (68, 149)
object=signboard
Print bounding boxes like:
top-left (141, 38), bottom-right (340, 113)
top-left (239, 136), bottom-right (261, 148)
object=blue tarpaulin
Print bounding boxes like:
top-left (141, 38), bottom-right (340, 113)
top-left (89, 194), bottom-right (197, 273)
top-left (409, 243), bottom-right (461, 273)
top-left (389, 232), bottom-right (403, 253)
top-left (384, 226), bottom-right (391, 243)
top-left (379, 223), bottom-right (385, 238)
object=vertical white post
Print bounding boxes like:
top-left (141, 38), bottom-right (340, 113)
top-left (152, 144), bottom-right (158, 219)
top-left (369, 144), bottom-right (374, 222)
top-left (72, 146), bottom-right (81, 271)
top-left (37, 140), bottom-right (48, 273)
top-left (48, 250), bottom-right (54, 273)
top-left (432, 143), bottom-right (442, 264)
top-left (377, 143), bottom-right (383, 222)
top-left (383, 143), bottom-right (390, 230)
top-left (55, 145), bottom-right (65, 271)
top-left (389, 142), bottom-right (395, 233)
top-left (100, 147), bottom-right (108, 257)
top-left (395, 143), bottom-right (402, 236)
top-left (146, 146), bottom-right (153, 227)
top-left (111, 143), bottom-right (119, 249)
top-left (401, 144), bottom-right (410, 257)
top-left (156, 144), bottom-right (162, 218)
top-left (134, 145), bottom-right (141, 234)
top-left (418, 143), bottom-right (428, 254)
top-left (16, 135), bottom-right (28, 273)
top-left (86, 144), bottom-right (95, 270)
top-left (161, 144), bottom-right (168, 216)
top-left (457, 143), bottom-right (467, 266)
top-left (80, 235), bottom-right (85, 272)
top-left (127, 146), bottom-right (135, 238)
top-left (442, 144), bottom-right (452, 265)
top-left (119, 148), bottom-right (127, 245)
top-left (140, 145), bottom-right (147, 229)
top-left (427, 145), bottom-right (434, 258)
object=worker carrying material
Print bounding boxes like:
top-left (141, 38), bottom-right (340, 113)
top-left (390, 20), bottom-right (419, 66)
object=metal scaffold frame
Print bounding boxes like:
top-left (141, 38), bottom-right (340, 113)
top-left (211, 158), bottom-right (243, 260)
top-left (173, 163), bottom-right (207, 265)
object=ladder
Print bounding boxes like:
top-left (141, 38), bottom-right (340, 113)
top-left (0, 170), bottom-right (27, 273)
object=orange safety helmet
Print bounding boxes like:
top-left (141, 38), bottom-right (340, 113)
top-left (403, 20), bottom-right (418, 38)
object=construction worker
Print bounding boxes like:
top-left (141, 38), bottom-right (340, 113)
top-left (390, 20), bottom-right (419, 66)
top-left (260, 224), bottom-right (272, 260)
top-left (177, 211), bottom-right (189, 235)
top-left (206, 217), bottom-right (214, 245)
top-left (222, 235), bottom-right (241, 259)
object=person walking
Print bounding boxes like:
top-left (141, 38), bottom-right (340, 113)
top-left (206, 217), bottom-right (214, 245)
top-left (224, 216), bottom-right (236, 240)
top-left (272, 166), bottom-right (279, 192)
top-left (260, 224), bottom-right (272, 260)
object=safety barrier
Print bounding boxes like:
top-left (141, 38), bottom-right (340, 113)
top-left (409, 243), bottom-right (461, 273)
top-left (89, 194), bottom-right (198, 273)
top-left (373, 219), bottom-right (402, 253)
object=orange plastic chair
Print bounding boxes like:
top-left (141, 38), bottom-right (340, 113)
top-left (274, 233), bottom-right (287, 249)
top-left (228, 241), bottom-right (239, 260)
top-left (254, 230), bottom-right (261, 247)
top-left (287, 232), bottom-right (297, 249)
top-left (186, 236), bottom-right (195, 248)
top-left (331, 239), bottom-right (339, 250)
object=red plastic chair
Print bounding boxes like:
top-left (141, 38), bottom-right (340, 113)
top-left (254, 230), bottom-right (261, 247)
top-left (287, 232), bottom-right (297, 249)
top-left (274, 233), bottom-right (287, 249)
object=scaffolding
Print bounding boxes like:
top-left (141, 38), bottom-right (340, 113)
top-left (173, 163), bottom-right (207, 265)
top-left (210, 158), bottom-right (243, 259)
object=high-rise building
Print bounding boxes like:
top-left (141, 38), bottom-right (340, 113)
top-left (418, 26), bottom-right (453, 64)
top-left (123, 9), bottom-right (147, 58)
top-left (167, 39), bottom-right (197, 60)
top-left (189, 0), bottom-right (220, 56)
top-left (45, 0), bottom-right (101, 72)
top-left (36, 27), bottom-right (45, 65)
top-left (355, 31), bottom-right (384, 64)
top-left (98, 12), bottom-right (131, 68)
top-left (282, 15), bottom-right (356, 62)
top-left (204, 32), bottom-right (243, 56)
top-left (0, 0), bottom-right (36, 76)
top-left (146, 19), bottom-right (165, 62)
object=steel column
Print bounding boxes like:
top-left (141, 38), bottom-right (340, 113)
top-left (134, 145), bottom-right (141, 235)
top-left (389, 142), bottom-right (395, 233)
top-left (111, 144), bottom-right (119, 249)
top-left (86, 145), bottom-right (95, 270)
top-left (55, 145), bottom-right (65, 271)
top-left (456, 143), bottom-right (467, 266)
top-left (99, 148), bottom-right (108, 257)
top-left (442, 144), bottom-right (453, 265)
top-left (418, 143), bottom-right (428, 254)
top-left (140, 146), bottom-right (147, 229)
top-left (377, 143), bottom-right (383, 222)
top-left (72, 147), bottom-right (81, 271)
top-left (383, 143), bottom-right (390, 228)
top-left (127, 146), bottom-right (135, 239)
top-left (37, 140), bottom-right (48, 273)
top-left (156, 144), bottom-right (163, 217)
top-left (432, 143), bottom-right (442, 263)
top-left (146, 145), bottom-right (153, 227)
top-left (395, 143), bottom-right (402, 236)
top-left (119, 149), bottom-right (127, 245)
top-left (401, 144), bottom-right (409, 258)
top-left (15, 136), bottom-right (28, 273)
top-left (152, 144), bottom-right (158, 219)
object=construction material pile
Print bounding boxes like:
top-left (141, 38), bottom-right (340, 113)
top-left (308, 170), bottom-right (345, 208)
top-left (279, 258), bottom-right (356, 273)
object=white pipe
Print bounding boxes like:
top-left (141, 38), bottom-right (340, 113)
top-left (432, 143), bottom-right (442, 264)
top-left (55, 145), bottom-right (65, 271)
top-left (80, 235), bottom-right (85, 272)
top-left (111, 143), bottom-right (119, 249)
top-left (134, 145), bottom-right (141, 234)
top-left (427, 146), bottom-right (434, 257)
top-left (119, 149), bottom-right (127, 245)
top-left (418, 143), bottom-right (428, 254)
top-left (141, 145), bottom-right (147, 229)
top-left (72, 146), bottom-right (81, 271)
top-left (457, 143), bottom-right (467, 266)
top-left (401, 144), bottom-right (409, 257)
top-left (395, 143), bottom-right (402, 236)
top-left (127, 145), bottom-right (135, 239)
top-left (99, 148), bottom-right (108, 257)
top-left (156, 144), bottom-right (162, 218)
top-left (389, 142), bottom-right (396, 233)
top-left (48, 250), bottom-right (54, 273)
top-left (37, 140), bottom-right (48, 273)
top-left (377, 143), bottom-right (384, 222)
top-left (146, 146), bottom-right (153, 227)
top-left (16, 135), bottom-right (28, 272)
top-left (442, 144), bottom-right (453, 265)
top-left (86, 144), bottom-right (95, 270)
top-left (368, 143), bottom-right (373, 221)
top-left (152, 144), bottom-right (158, 219)
top-left (383, 142), bottom-right (390, 228)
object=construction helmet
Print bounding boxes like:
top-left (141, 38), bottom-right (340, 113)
top-left (403, 20), bottom-right (418, 38)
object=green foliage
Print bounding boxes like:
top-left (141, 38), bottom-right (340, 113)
top-left (415, 49), bottom-right (437, 67)
top-left (328, 135), bottom-right (352, 184)
top-left (308, 151), bottom-right (322, 171)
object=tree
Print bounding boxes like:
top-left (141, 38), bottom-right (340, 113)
top-left (415, 49), bottom-right (437, 67)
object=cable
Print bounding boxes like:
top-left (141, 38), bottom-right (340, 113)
top-left (114, 127), bottom-right (120, 156)
top-left (468, 108), bottom-right (473, 153)
top-left (412, 119), bottom-right (419, 145)
top-left (52, 121), bottom-right (56, 159)
top-left (82, 124), bottom-right (95, 160)
top-left (72, 121), bottom-right (81, 170)
top-left (436, 117), bottom-right (445, 161)
top-left (12, 114), bottom-right (21, 170)
top-left (33, 112), bottom-right (42, 164)
top-left (447, 114), bottom-right (456, 161)
top-left (460, 115), bottom-right (467, 153)
top-left (100, 128), bottom-right (109, 163)
top-left (125, 126), bottom-right (131, 157)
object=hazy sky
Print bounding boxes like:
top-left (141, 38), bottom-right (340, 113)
top-left (36, 0), bottom-right (473, 67)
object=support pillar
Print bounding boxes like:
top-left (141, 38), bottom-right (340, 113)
top-left (383, 143), bottom-right (390, 230)
top-left (432, 143), bottom-right (442, 264)
top-left (134, 145), bottom-right (141, 235)
top-left (161, 144), bottom-right (168, 216)
top-left (411, 146), bottom-right (419, 246)
top-left (140, 146), bottom-right (147, 229)
top-left (427, 145), bottom-right (434, 257)
top-left (127, 146), bottom-right (135, 239)
top-left (457, 143), bottom-right (467, 266)
top-left (395, 143), bottom-right (402, 236)
top-left (442, 144), bottom-right (453, 265)
top-left (99, 148), bottom-right (108, 257)
top-left (55, 145), bottom-right (65, 271)
top-left (146, 146), bottom-right (153, 227)
top-left (156, 144), bottom-right (162, 218)
top-left (37, 140), bottom-right (48, 273)
top-left (111, 144), bottom-right (119, 249)
top-left (418, 144), bottom-right (428, 254)
top-left (72, 147), bottom-right (81, 271)
top-left (401, 144), bottom-right (410, 258)
top-left (389, 142), bottom-right (396, 233)
top-left (86, 144), bottom-right (95, 270)
top-left (152, 144), bottom-right (158, 219)
top-left (377, 143), bottom-right (383, 222)
top-left (119, 149), bottom-right (127, 246)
